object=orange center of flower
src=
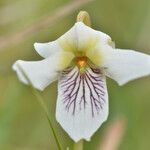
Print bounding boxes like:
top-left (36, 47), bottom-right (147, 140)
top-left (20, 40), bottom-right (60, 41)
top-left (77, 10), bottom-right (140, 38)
top-left (76, 57), bottom-right (87, 68)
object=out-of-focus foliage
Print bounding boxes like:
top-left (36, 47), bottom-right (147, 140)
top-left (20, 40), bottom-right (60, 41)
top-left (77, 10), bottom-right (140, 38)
top-left (0, 0), bottom-right (150, 149)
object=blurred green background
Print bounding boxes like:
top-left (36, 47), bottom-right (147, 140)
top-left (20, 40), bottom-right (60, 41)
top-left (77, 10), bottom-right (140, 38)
top-left (0, 0), bottom-right (150, 149)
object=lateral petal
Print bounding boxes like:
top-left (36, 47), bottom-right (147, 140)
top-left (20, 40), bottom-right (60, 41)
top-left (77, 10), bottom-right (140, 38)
top-left (103, 48), bottom-right (150, 85)
top-left (12, 52), bottom-right (69, 91)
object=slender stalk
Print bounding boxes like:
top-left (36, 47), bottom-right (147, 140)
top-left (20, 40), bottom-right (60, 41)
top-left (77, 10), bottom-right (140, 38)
top-left (17, 65), bottom-right (62, 150)
top-left (73, 140), bottom-right (84, 150)
top-left (31, 88), bottom-right (62, 150)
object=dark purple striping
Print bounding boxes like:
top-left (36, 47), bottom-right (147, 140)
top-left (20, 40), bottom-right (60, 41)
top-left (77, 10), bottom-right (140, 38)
top-left (60, 66), bottom-right (106, 117)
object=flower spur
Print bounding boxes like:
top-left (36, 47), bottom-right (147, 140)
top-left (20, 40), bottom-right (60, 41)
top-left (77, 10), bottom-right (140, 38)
top-left (13, 11), bottom-right (150, 142)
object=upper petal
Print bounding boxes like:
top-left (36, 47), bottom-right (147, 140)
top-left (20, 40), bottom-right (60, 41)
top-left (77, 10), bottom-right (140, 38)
top-left (34, 41), bottom-right (63, 58)
top-left (34, 22), bottom-right (111, 63)
top-left (102, 48), bottom-right (150, 85)
top-left (12, 52), bottom-right (74, 91)
top-left (58, 22), bottom-right (111, 53)
top-left (56, 66), bottom-right (108, 142)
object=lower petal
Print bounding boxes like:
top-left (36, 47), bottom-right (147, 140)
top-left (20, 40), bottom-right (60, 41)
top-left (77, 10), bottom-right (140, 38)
top-left (56, 66), bottom-right (108, 142)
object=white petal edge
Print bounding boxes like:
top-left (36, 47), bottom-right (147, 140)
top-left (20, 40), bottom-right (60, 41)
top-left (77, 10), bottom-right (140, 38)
top-left (56, 66), bottom-right (108, 142)
top-left (34, 41), bottom-right (63, 58)
top-left (12, 54), bottom-right (61, 91)
top-left (103, 48), bottom-right (150, 85)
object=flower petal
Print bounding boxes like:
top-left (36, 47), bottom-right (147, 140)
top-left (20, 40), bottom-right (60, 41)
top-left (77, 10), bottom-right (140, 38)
top-left (12, 53), bottom-right (63, 91)
top-left (34, 41), bottom-right (62, 58)
top-left (56, 66), bottom-right (108, 142)
top-left (34, 22), bottom-right (111, 62)
top-left (58, 22), bottom-right (111, 53)
top-left (103, 48), bottom-right (150, 85)
top-left (73, 22), bottom-right (111, 50)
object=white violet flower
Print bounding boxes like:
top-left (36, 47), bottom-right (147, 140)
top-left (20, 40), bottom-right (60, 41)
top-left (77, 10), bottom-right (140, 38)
top-left (13, 18), bottom-right (150, 142)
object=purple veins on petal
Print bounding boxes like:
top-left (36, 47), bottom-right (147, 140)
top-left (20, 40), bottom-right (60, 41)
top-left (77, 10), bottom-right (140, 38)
top-left (59, 65), bottom-right (106, 117)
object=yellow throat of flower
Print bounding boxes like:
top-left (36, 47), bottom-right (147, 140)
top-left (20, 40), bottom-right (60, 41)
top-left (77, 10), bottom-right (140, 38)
top-left (76, 57), bottom-right (87, 67)
top-left (75, 56), bottom-right (88, 73)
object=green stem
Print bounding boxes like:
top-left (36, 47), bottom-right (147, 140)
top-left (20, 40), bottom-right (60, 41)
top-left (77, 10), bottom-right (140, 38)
top-left (31, 88), bottom-right (62, 150)
top-left (73, 140), bottom-right (84, 150)
top-left (17, 65), bottom-right (62, 150)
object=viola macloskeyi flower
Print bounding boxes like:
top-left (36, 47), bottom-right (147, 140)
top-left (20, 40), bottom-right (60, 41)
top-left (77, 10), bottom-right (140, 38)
top-left (13, 17), bottom-right (150, 142)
